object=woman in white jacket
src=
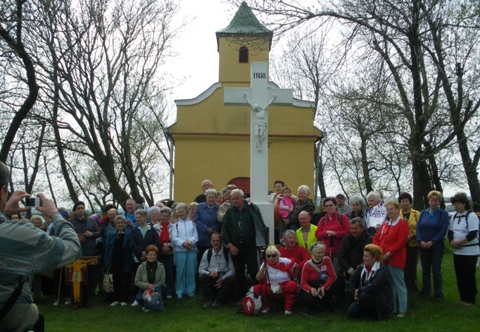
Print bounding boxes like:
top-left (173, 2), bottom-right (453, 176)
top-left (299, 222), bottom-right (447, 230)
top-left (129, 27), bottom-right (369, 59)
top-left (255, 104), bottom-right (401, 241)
top-left (171, 203), bottom-right (199, 299)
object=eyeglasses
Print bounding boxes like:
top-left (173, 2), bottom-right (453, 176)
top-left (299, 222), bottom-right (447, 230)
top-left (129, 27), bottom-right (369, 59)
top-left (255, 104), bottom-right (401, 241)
top-left (324, 204), bottom-right (335, 207)
top-left (266, 254), bottom-right (277, 258)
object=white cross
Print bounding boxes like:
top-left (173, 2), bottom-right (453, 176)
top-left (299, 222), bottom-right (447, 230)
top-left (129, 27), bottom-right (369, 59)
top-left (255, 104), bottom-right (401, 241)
top-left (224, 62), bottom-right (293, 243)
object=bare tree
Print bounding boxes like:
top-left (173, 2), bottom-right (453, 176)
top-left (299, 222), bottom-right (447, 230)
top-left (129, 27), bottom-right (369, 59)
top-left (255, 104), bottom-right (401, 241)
top-left (32, 0), bottom-right (178, 208)
top-left (241, 0), bottom-right (480, 209)
top-left (0, 0), bottom-right (39, 162)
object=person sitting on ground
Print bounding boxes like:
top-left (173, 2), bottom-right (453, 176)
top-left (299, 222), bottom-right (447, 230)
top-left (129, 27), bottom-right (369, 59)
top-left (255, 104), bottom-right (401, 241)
top-left (134, 245), bottom-right (166, 313)
top-left (198, 233), bottom-right (235, 308)
top-left (338, 217), bottom-right (372, 282)
top-left (296, 211), bottom-right (318, 250)
top-left (300, 242), bottom-right (337, 312)
top-left (194, 179), bottom-right (214, 204)
top-left (279, 230), bottom-right (310, 273)
top-left (254, 245), bottom-right (298, 315)
top-left (347, 244), bottom-right (393, 320)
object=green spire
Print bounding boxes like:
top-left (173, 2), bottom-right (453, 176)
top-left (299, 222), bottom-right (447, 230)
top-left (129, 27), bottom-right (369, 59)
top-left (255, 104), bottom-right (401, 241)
top-left (217, 1), bottom-right (272, 35)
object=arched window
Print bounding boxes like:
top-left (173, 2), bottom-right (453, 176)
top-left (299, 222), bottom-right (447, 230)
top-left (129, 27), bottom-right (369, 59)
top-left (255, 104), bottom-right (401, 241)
top-left (239, 46), bottom-right (248, 63)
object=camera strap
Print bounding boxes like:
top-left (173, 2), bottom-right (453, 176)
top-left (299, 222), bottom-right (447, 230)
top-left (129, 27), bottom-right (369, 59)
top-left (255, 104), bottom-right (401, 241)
top-left (0, 276), bottom-right (25, 320)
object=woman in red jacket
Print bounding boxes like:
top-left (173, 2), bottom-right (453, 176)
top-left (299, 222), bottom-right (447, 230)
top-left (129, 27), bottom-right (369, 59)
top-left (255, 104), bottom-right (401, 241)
top-left (373, 200), bottom-right (408, 318)
top-left (300, 242), bottom-right (337, 311)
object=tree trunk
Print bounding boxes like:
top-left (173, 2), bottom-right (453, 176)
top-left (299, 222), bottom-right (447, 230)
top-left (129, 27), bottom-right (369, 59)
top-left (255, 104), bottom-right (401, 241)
top-left (457, 131), bottom-right (480, 212)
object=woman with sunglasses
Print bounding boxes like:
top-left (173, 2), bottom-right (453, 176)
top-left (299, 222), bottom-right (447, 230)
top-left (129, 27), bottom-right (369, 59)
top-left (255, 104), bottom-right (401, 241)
top-left (254, 245), bottom-right (298, 315)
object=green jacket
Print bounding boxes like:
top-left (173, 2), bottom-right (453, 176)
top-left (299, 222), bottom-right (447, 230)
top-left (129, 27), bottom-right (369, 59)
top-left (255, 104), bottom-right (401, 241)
top-left (222, 200), bottom-right (267, 247)
top-left (134, 261), bottom-right (165, 290)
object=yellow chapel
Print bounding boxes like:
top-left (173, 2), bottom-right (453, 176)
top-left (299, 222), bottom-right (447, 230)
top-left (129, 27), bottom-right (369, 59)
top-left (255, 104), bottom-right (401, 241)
top-left (168, 2), bottom-right (322, 203)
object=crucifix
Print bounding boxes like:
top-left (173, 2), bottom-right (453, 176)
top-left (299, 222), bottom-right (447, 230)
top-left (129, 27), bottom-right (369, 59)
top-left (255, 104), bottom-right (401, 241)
top-left (224, 62), bottom-right (293, 244)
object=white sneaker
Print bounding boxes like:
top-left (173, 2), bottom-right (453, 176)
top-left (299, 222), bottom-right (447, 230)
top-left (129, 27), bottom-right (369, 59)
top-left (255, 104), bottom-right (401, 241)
top-left (131, 300), bottom-right (139, 307)
top-left (53, 300), bottom-right (59, 306)
top-left (285, 310), bottom-right (292, 315)
top-left (166, 295), bottom-right (173, 299)
top-left (261, 308), bottom-right (269, 314)
top-left (109, 301), bottom-right (119, 307)
top-left (120, 302), bottom-right (127, 306)
top-left (64, 299), bottom-right (72, 305)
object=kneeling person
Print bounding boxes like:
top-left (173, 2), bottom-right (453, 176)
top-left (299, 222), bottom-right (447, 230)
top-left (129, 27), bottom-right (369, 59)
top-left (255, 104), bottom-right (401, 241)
top-left (198, 233), bottom-right (235, 308)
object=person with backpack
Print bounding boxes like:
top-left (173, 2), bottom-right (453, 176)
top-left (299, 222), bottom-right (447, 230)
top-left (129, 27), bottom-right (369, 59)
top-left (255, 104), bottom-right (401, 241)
top-left (448, 192), bottom-right (479, 306)
top-left (198, 233), bottom-right (235, 308)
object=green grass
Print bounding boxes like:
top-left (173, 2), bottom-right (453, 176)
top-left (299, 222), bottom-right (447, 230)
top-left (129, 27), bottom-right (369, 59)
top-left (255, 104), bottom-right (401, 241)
top-left (38, 245), bottom-right (479, 332)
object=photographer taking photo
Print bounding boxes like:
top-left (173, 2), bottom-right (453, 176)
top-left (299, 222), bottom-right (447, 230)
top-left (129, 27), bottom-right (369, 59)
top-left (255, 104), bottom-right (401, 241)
top-left (0, 161), bottom-right (82, 331)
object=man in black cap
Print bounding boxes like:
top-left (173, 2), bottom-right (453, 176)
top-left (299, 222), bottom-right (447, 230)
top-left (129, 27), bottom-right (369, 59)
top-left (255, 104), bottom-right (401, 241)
top-left (69, 201), bottom-right (100, 307)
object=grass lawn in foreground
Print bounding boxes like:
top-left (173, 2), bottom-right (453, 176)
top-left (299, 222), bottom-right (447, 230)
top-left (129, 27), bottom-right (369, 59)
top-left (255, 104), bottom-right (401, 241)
top-left (37, 244), bottom-right (479, 332)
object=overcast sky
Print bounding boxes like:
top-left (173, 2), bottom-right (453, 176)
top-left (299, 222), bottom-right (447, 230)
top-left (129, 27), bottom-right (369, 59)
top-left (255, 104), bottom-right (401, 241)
top-left (169, 0), bottom-right (236, 101)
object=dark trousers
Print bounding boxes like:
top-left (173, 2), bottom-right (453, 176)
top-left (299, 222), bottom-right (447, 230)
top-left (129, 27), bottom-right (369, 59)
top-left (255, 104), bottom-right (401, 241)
top-left (159, 254), bottom-right (175, 297)
top-left (232, 242), bottom-right (259, 299)
top-left (300, 279), bottom-right (333, 311)
top-left (198, 274), bottom-right (236, 303)
top-left (347, 291), bottom-right (378, 319)
top-left (419, 243), bottom-right (444, 298)
top-left (404, 245), bottom-right (419, 293)
top-left (454, 254), bottom-right (478, 304)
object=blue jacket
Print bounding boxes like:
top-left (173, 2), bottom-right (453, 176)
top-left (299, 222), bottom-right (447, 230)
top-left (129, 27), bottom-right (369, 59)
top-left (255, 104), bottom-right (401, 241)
top-left (194, 202), bottom-right (221, 247)
top-left (416, 208), bottom-right (449, 246)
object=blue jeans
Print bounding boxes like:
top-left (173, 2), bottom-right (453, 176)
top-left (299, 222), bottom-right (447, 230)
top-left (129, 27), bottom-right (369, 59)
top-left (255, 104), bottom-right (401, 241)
top-left (135, 286), bottom-right (165, 303)
top-left (419, 243), bottom-right (444, 298)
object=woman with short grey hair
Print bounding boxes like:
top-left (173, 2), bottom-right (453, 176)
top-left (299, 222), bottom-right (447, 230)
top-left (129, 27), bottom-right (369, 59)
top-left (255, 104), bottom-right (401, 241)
top-left (348, 195), bottom-right (366, 220)
top-left (293, 185), bottom-right (315, 227)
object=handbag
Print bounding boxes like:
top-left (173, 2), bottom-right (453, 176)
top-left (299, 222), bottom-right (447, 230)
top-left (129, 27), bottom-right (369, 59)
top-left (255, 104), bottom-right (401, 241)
top-left (102, 272), bottom-right (114, 293)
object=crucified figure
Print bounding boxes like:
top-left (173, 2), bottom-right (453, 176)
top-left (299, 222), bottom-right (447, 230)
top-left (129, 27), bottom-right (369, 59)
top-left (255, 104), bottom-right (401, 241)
top-left (244, 94), bottom-right (276, 151)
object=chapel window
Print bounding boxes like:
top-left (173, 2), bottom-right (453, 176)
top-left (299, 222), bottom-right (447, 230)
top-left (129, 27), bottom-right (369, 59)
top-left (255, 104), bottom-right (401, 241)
top-left (239, 46), bottom-right (248, 63)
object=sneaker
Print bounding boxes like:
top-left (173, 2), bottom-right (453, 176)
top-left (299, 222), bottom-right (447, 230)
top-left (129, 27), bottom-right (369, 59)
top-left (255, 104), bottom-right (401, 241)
top-left (131, 300), bottom-right (139, 307)
top-left (461, 301), bottom-right (473, 307)
top-left (53, 300), bottom-right (59, 306)
top-left (211, 300), bottom-right (222, 308)
top-left (120, 302), bottom-right (127, 306)
top-left (64, 298), bottom-right (72, 305)
top-left (203, 301), bottom-right (213, 309)
top-left (285, 310), bottom-right (292, 315)
top-left (166, 295), bottom-right (173, 299)
top-left (109, 301), bottom-right (119, 307)
top-left (261, 308), bottom-right (269, 314)
top-left (397, 312), bottom-right (406, 318)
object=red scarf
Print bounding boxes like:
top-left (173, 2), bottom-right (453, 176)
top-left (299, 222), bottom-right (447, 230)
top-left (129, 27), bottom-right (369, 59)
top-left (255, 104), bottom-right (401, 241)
top-left (266, 258), bottom-right (295, 272)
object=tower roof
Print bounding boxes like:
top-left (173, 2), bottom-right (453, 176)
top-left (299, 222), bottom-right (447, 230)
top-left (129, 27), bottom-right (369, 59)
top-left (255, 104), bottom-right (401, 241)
top-left (216, 1), bottom-right (272, 35)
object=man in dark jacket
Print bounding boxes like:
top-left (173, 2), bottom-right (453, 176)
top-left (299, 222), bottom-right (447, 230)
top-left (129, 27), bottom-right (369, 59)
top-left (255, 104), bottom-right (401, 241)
top-left (222, 189), bottom-right (266, 301)
top-left (338, 217), bottom-right (372, 282)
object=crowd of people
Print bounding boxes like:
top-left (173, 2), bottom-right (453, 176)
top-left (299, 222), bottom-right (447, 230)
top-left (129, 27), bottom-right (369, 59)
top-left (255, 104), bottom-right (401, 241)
top-left (1, 171), bottom-right (478, 330)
